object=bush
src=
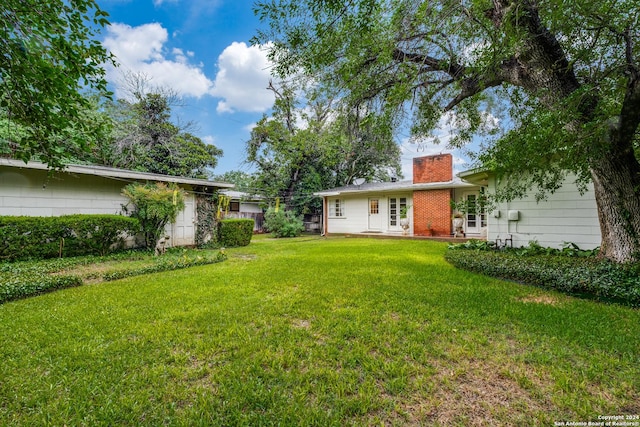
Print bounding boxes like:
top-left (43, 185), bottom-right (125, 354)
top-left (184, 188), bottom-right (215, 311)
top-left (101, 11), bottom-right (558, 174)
top-left (444, 248), bottom-right (640, 307)
top-left (217, 219), bottom-right (254, 247)
top-left (122, 182), bottom-right (185, 248)
top-left (0, 215), bottom-right (139, 261)
top-left (263, 208), bottom-right (304, 238)
top-left (0, 249), bottom-right (227, 304)
top-left (0, 273), bottom-right (83, 304)
top-left (102, 250), bottom-right (227, 281)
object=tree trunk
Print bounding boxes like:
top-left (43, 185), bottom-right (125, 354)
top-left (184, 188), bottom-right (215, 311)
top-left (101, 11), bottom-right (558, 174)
top-left (590, 148), bottom-right (640, 263)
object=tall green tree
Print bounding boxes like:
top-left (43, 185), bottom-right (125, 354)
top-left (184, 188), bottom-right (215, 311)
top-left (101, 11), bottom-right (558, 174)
top-left (254, 0), bottom-right (640, 263)
top-left (246, 81), bottom-right (400, 214)
top-left (0, 0), bottom-right (114, 168)
top-left (101, 87), bottom-right (222, 178)
top-left (213, 170), bottom-right (257, 193)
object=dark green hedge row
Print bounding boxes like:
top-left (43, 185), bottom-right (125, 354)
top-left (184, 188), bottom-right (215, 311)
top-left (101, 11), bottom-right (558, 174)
top-left (1, 249), bottom-right (227, 304)
top-left (103, 251), bottom-right (227, 281)
top-left (0, 273), bottom-right (82, 304)
top-left (444, 250), bottom-right (640, 306)
top-left (217, 219), bottom-right (254, 247)
top-left (0, 215), bottom-right (140, 261)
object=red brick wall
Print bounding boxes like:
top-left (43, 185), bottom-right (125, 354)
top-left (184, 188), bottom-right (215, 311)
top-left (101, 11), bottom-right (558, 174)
top-left (413, 154), bottom-right (453, 184)
top-left (413, 189), bottom-right (452, 236)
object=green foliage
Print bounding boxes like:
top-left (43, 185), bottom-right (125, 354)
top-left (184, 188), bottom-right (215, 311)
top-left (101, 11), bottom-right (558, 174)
top-left (97, 82), bottom-right (223, 178)
top-left (0, 249), bottom-right (226, 303)
top-left (445, 246), bottom-right (640, 306)
top-left (217, 219), bottom-right (254, 247)
top-left (0, 0), bottom-right (115, 168)
top-left (0, 273), bottom-right (82, 304)
top-left (212, 171), bottom-right (257, 193)
top-left (102, 250), bottom-right (227, 281)
top-left (0, 215), bottom-right (139, 261)
top-left (263, 208), bottom-right (305, 238)
top-left (246, 81), bottom-right (401, 215)
top-left (122, 182), bottom-right (185, 248)
top-left (195, 194), bottom-right (218, 247)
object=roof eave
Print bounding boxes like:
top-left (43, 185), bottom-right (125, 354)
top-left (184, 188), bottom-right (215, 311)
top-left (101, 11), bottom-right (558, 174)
top-left (314, 180), bottom-right (478, 197)
top-left (0, 158), bottom-right (234, 189)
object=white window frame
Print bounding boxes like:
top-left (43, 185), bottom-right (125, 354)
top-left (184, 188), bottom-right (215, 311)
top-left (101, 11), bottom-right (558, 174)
top-left (329, 198), bottom-right (345, 218)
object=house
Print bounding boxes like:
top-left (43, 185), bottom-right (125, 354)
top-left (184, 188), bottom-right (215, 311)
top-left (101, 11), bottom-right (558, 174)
top-left (219, 190), bottom-right (265, 232)
top-left (459, 169), bottom-right (601, 249)
top-left (314, 154), bottom-right (485, 237)
top-left (0, 158), bottom-right (234, 247)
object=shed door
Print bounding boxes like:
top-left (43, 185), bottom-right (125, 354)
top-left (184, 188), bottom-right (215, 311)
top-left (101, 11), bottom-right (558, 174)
top-left (368, 198), bottom-right (381, 230)
top-left (172, 194), bottom-right (195, 246)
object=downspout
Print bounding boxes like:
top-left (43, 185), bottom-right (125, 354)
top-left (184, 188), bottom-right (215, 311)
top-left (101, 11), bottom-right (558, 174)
top-left (321, 196), bottom-right (328, 236)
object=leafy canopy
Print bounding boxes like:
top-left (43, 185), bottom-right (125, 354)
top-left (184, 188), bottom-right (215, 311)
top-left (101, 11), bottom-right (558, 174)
top-left (254, 0), bottom-right (640, 197)
top-left (246, 80), bottom-right (401, 214)
top-left (1, 0), bottom-right (114, 168)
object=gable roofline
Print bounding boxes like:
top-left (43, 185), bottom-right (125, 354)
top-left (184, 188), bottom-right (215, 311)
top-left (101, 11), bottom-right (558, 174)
top-left (0, 158), bottom-right (234, 189)
top-left (314, 178), bottom-right (476, 197)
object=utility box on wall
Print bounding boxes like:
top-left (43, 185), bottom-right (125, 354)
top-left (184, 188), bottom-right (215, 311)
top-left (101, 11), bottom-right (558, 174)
top-left (508, 210), bottom-right (520, 221)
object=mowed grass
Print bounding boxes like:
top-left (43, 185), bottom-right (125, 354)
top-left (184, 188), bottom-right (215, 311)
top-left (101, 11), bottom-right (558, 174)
top-left (0, 236), bottom-right (638, 426)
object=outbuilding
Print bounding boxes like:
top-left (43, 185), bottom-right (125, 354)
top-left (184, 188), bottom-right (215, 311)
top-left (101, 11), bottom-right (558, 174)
top-left (0, 158), bottom-right (233, 247)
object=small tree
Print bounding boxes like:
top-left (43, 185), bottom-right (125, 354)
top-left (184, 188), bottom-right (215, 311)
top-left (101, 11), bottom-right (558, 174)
top-left (122, 182), bottom-right (185, 248)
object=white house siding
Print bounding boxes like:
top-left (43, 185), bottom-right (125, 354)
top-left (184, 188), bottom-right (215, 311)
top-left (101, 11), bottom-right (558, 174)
top-left (486, 176), bottom-right (601, 249)
top-left (326, 194), bottom-right (413, 234)
top-left (326, 196), bottom-right (369, 234)
top-left (0, 167), bottom-right (125, 216)
top-left (0, 166), bottom-right (197, 246)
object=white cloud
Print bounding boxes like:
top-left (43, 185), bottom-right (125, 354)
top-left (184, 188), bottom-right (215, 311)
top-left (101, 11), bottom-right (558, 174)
top-left (103, 22), bottom-right (213, 99)
top-left (153, 0), bottom-right (178, 6)
top-left (210, 42), bottom-right (275, 113)
top-left (202, 135), bottom-right (216, 145)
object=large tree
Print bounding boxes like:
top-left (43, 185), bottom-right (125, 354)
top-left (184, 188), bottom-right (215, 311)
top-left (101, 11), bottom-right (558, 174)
top-left (254, 0), bottom-right (640, 263)
top-left (0, 0), bottom-right (114, 168)
top-left (246, 81), bottom-right (400, 214)
top-left (99, 85), bottom-right (222, 178)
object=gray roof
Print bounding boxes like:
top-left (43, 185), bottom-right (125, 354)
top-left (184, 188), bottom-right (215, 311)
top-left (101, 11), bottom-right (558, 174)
top-left (0, 158), bottom-right (234, 189)
top-left (314, 177), bottom-right (476, 196)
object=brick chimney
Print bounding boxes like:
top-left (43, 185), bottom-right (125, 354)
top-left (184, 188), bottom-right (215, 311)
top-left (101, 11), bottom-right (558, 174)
top-left (412, 154), bottom-right (453, 183)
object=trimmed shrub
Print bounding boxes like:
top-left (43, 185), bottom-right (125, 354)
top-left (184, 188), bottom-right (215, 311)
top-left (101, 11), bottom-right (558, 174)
top-left (217, 219), bottom-right (254, 247)
top-left (102, 250), bottom-right (227, 281)
top-left (0, 273), bottom-right (83, 304)
top-left (444, 249), bottom-right (640, 306)
top-left (263, 208), bottom-right (304, 238)
top-left (0, 215), bottom-right (139, 261)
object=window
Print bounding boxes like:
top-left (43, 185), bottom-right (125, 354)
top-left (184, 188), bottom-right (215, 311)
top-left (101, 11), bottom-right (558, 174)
top-left (329, 199), bottom-right (345, 217)
top-left (229, 201), bottom-right (240, 212)
top-left (389, 197), bottom-right (407, 226)
top-left (369, 199), bottom-right (379, 214)
top-left (389, 198), bottom-right (397, 226)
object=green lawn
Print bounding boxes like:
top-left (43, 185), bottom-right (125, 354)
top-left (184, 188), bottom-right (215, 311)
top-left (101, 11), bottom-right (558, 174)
top-left (0, 236), bottom-right (638, 426)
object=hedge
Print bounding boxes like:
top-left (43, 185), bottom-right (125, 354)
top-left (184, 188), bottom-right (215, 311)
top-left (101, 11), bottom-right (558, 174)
top-left (0, 273), bottom-right (83, 304)
top-left (0, 215), bottom-right (140, 261)
top-left (103, 250), bottom-right (227, 281)
top-left (217, 219), bottom-right (254, 247)
top-left (444, 249), bottom-right (640, 307)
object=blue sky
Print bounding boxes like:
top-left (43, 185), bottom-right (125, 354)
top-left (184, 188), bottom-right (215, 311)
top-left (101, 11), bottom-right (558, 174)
top-left (97, 0), bottom-right (467, 178)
